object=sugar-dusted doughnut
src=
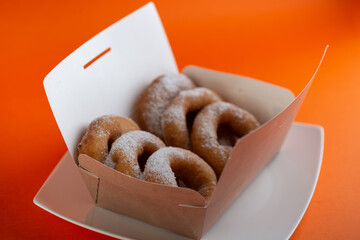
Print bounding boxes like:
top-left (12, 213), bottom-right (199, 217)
top-left (105, 130), bottom-right (165, 179)
top-left (77, 115), bottom-right (140, 163)
top-left (161, 87), bottom-right (222, 149)
top-left (191, 102), bottom-right (260, 178)
top-left (138, 74), bottom-right (195, 139)
top-left (144, 147), bottom-right (217, 202)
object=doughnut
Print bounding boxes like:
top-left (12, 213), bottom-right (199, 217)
top-left (144, 147), bottom-right (217, 202)
top-left (161, 87), bottom-right (222, 149)
top-left (191, 102), bottom-right (260, 178)
top-left (138, 74), bottom-right (195, 139)
top-left (105, 130), bottom-right (165, 179)
top-left (77, 115), bottom-right (140, 163)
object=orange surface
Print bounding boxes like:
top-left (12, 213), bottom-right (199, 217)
top-left (1, 0), bottom-right (359, 239)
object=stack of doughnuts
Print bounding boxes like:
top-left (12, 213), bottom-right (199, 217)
top-left (77, 73), bottom-right (260, 202)
top-left (138, 74), bottom-right (260, 178)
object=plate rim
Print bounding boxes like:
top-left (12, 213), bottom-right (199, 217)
top-left (285, 122), bottom-right (324, 239)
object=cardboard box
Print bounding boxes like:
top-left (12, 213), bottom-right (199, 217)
top-left (43, 2), bottom-right (326, 239)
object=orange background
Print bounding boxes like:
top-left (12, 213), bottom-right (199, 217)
top-left (1, 0), bottom-right (360, 239)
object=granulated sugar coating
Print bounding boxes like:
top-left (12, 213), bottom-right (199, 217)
top-left (138, 74), bottom-right (195, 139)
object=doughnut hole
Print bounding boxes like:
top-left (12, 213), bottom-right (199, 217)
top-left (137, 149), bottom-right (153, 172)
top-left (170, 159), bottom-right (208, 192)
top-left (176, 178), bottom-right (188, 188)
top-left (217, 124), bottom-right (239, 147)
top-left (135, 141), bottom-right (164, 173)
top-left (186, 110), bottom-right (199, 138)
top-left (107, 134), bottom-right (123, 157)
top-left (107, 137), bottom-right (117, 153)
top-left (107, 141), bottom-right (112, 152)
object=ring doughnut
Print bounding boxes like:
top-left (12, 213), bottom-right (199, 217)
top-left (161, 88), bottom-right (222, 149)
top-left (191, 102), bottom-right (260, 178)
top-left (77, 115), bottom-right (140, 163)
top-left (138, 74), bottom-right (195, 139)
top-left (144, 147), bottom-right (217, 202)
top-left (105, 130), bottom-right (165, 179)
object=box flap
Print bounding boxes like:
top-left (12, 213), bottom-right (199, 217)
top-left (43, 2), bottom-right (178, 162)
top-left (79, 153), bottom-right (207, 239)
top-left (78, 167), bottom-right (99, 202)
top-left (182, 66), bottom-right (295, 124)
top-left (201, 46), bottom-right (328, 234)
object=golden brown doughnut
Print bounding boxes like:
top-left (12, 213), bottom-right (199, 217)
top-left (77, 115), bottom-right (140, 163)
top-left (161, 87), bottom-right (222, 149)
top-left (191, 102), bottom-right (260, 178)
top-left (105, 130), bottom-right (165, 179)
top-left (144, 147), bottom-right (217, 203)
top-left (138, 74), bottom-right (195, 139)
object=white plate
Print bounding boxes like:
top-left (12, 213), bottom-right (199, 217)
top-left (34, 122), bottom-right (323, 240)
